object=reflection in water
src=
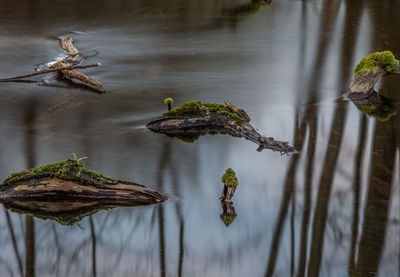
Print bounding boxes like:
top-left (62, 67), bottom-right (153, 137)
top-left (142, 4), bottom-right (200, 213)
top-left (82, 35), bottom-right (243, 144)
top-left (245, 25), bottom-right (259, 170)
top-left (220, 201), bottom-right (237, 227)
top-left (0, 0), bottom-right (399, 276)
top-left (347, 90), bottom-right (398, 122)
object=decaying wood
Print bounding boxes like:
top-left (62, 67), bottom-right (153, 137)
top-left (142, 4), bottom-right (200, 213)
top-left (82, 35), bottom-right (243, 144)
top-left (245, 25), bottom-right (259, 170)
top-left (147, 109), bottom-right (296, 154)
top-left (51, 61), bottom-right (102, 87)
top-left (0, 63), bottom-right (101, 82)
top-left (1, 180), bottom-right (164, 225)
top-left (348, 70), bottom-right (385, 96)
top-left (219, 184), bottom-right (236, 202)
top-left (0, 178), bottom-right (164, 203)
top-left (224, 100), bottom-right (251, 122)
top-left (0, 159), bottom-right (166, 206)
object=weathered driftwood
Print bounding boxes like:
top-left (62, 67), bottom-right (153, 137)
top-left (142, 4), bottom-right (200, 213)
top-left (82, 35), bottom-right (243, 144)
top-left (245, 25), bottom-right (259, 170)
top-left (0, 159), bottom-right (166, 204)
top-left (147, 101), bottom-right (295, 154)
top-left (0, 63), bottom-right (101, 82)
top-left (51, 61), bottom-right (102, 88)
top-left (0, 36), bottom-right (103, 89)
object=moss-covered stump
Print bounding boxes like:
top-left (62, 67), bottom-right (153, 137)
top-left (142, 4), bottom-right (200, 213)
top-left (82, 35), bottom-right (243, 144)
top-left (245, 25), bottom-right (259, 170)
top-left (0, 159), bottom-right (166, 204)
top-left (147, 100), bottom-right (295, 154)
top-left (349, 51), bottom-right (400, 96)
top-left (348, 90), bottom-right (397, 121)
top-left (219, 168), bottom-right (238, 202)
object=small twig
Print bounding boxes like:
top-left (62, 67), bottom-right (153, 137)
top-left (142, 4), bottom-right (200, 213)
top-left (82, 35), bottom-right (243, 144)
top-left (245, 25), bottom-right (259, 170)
top-left (67, 47), bottom-right (100, 57)
top-left (0, 63), bottom-right (102, 81)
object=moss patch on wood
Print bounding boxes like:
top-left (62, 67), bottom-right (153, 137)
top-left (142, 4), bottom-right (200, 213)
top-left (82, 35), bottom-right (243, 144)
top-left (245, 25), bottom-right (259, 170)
top-left (221, 168), bottom-right (238, 188)
top-left (354, 51), bottom-right (400, 76)
top-left (164, 100), bottom-right (243, 122)
top-left (2, 159), bottom-right (116, 190)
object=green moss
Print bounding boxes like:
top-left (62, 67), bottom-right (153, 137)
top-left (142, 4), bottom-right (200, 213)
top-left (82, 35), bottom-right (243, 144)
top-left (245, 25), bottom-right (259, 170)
top-left (164, 100), bottom-right (243, 123)
top-left (357, 102), bottom-right (397, 121)
top-left (164, 97), bottom-right (173, 105)
top-left (220, 213), bottom-right (237, 227)
top-left (8, 206), bottom-right (101, 226)
top-left (166, 134), bottom-right (200, 143)
top-left (3, 159), bottom-right (116, 190)
top-left (164, 100), bottom-right (202, 116)
top-left (221, 168), bottom-right (238, 188)
top-left (354, 51), bottom-right (400, 76)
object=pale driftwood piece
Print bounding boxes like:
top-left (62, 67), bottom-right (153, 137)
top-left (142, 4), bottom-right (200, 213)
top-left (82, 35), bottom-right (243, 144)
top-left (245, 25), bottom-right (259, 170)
top-left (59, 36), bottom-right (82, 64)
top-left (0, 63), bottom-right (101, 81)
top-left (51, 61), bottom-right (102, 88)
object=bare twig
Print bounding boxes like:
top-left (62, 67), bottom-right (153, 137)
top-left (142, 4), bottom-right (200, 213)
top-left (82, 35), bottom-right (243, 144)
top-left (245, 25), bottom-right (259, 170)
top-left (67, 47), bottom-right (100, 57)
top-left (0, 63), bottom-right (102, 81)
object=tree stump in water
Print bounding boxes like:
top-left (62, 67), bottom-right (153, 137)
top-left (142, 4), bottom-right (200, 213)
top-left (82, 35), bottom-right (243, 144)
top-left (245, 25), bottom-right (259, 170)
top-left (147, 100), bottom-right (295, 154)
top-left (219, 168), bottom-right (238, 202)
top-left (348, 51), bottom-right (400, 96)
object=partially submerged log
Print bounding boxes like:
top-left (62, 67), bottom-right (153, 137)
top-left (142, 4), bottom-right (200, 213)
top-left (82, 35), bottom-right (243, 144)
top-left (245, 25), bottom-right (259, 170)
top-left (0, 159), bottom-right (166, 204)
top-left (147, 100), bottom-right (295, 154)
top-left (348, 51), bottom-right (400, 96)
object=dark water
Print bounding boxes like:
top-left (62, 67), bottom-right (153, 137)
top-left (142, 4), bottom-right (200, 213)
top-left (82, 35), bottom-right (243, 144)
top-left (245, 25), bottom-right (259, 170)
top-left (0, 0), bottom-right (399, 276)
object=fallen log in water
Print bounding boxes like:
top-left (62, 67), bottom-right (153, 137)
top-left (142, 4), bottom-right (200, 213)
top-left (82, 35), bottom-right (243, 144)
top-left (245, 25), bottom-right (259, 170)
top-left (0, 159), bottom-right (166, 204)
top-left (348, 51), bottom-right (400, 96)
top-left (147, 100), bottom-right (295, 154)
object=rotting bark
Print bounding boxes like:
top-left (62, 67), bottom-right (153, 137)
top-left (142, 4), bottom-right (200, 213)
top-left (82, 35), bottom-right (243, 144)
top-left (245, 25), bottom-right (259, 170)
top-left (147, 101), bottom-right (296, 154)
top-left (0, 159), bottom-right (166, 204)
top-left (0, 36), bottom-right (103, 90)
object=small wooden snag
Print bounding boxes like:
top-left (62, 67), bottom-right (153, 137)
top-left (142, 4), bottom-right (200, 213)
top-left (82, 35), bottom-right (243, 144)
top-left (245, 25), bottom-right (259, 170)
top-left (219, 168), bottom-right (238, 202)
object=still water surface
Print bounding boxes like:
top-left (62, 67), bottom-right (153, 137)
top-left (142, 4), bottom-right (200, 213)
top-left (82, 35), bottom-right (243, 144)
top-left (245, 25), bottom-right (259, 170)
top-left (0, 0), bottom-right (399, 276)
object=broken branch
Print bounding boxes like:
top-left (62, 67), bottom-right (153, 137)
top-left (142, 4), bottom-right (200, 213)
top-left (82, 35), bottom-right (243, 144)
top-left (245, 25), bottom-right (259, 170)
top-left (0, 63), bottom-right (102, 82)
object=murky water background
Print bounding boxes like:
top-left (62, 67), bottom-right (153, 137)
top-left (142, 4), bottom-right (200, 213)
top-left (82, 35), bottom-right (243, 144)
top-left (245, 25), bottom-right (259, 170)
top-left (0, 0), bottom-right (399, 276)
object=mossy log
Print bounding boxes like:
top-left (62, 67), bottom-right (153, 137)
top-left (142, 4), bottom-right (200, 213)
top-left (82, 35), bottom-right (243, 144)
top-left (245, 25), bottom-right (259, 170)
top-left (0, 159), bottom-right (166, 204)
top-left (147, 101), bottom-right (295, 154)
